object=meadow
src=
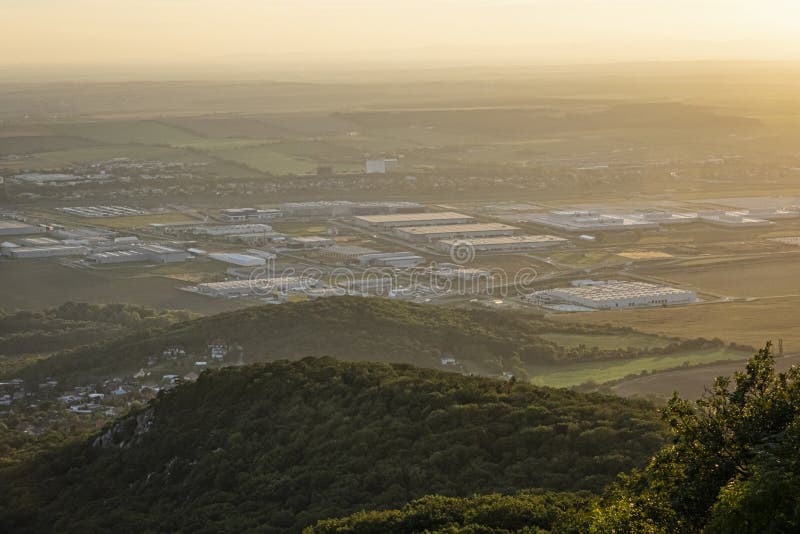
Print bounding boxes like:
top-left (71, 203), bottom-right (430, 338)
top-left (529, 346), bottom-right (750, 389)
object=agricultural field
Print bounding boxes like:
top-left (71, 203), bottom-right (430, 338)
top-left (647, 254), bottom-right (800, 298)
top-left (553, 297), bottom-right (800, 352)
top-left (49, 120), bottom-right (202, 145)
top-left (528, 346), bottom-right (750, 389)
top-left (0, 261), bottom-right (246, 315)
top-left (611, 352), bottom-right (800, 399)
top-left (209, 145), bottom-right (317, 175)
top-left (0, 144), bottom-right (210, 171)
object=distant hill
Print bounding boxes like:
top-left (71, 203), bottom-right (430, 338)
top-left (8, 297), bottom-right (714, 386)
top-left (0, 358), bottom-right (665, 533)
top-left (0, 302), bottom-right (195, 376)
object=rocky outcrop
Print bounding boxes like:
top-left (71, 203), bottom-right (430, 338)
top-left (92, 408), bottom-right (154, 449)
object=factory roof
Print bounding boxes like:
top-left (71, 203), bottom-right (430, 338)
top-left (355, 212), bottom-right (473, 224)
top-left (0, 220), bottom-right (40, 231)
top-left (398, 223), bottom-right (518, 235)
top-left (136, 244), bottom-right (184, 254)
top-left (90, 250), bottom-right (147, 260)
top-left (322, 245), bottom-right (379, 255)
top-left (289, 236), bottom-right (334, 243)
top-left (438, 235), bottom-right (566, 246)
top-left (549, 281), bottom-right (693, 301)
top-left (208, 253), bottom-right (266, 266)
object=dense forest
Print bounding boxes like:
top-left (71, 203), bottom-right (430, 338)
top-left (313, 344), bottom-right (800, 533)
top-left (0, 358), bottom-right (665, 533)
top-left (5, 297), bottom-right (738, 386)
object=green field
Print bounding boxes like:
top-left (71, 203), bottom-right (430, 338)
top-left (50, 120), bottom-right (202, 145)
top-left (528, 347), bottom-right (749, 388)
top-left (554, 298), bottom-right (800, 354)
top-left (0, 261), bottom-right (246, 315)
top-left (212, 145), bottom-right (317, 174)
top-left (0, 144), bottom-right (208, 170)
top-left (652, 255), bottom-right (800, 298)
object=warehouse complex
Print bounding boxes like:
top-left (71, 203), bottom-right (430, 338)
top-left (354, 212), bottom-right (474, 228)
top-left (533, 280), bottom-right (696, 310)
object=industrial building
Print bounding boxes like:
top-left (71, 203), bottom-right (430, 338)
top-left (195, 280), bottom-right (259, 298)
top-left (195, 276), bottom-right (309, 297)
top-left (317, 245), bottom-right (379, 262)
top-left (220, 208), bottom-right (282, 221)
top-left (631, 211), bottom-right (698, 225)
top-left (358, 251), bottom-right (425, 268)
top-left (88, 250), bottom-right (148, 264)
top-left (395, 223), bottom-right (519, 241)
top-left (365, 158), bottom-right (399, 174)
top-left (51, 228), bottom-right (113, 241)
top-left (519, 210), bottom-right (659, 232)
top-left (430, 264), bottom-right (491, 281)
top-left (354, 211), bottom-right (474, 228)
top-left (4, 245), bottom-right (89, 259)
top-left (287, 236), bottom-right (335, 249)
top-left (191, 224), bottom-right (273, 236)
top-left (57, 206), bottom-right (146, 218)
top-left (437, 234), bottom-right (567, 252)
top-left (18, 237), bottom-right (61, 247)
top-left (0, 220), bottom-right (42, 236)
top-left (534, 281), bottom-right (696, 310)
top-left (698, 211), bottom-right (773, 227)
top-left (209, 253), bottom-right (267, 267)
top-left (134, 244), bottom-right (189, 263)
top-left (280, 200), bottom-right (425, 217)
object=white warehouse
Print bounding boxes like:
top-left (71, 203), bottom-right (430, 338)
top-left (437, 235), bottom-right (568, 252)
top-left (538, 281), bottom-right (696, 310)
top-left (395, 223), bottom-right (518, 241)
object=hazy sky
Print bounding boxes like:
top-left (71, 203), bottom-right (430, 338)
top-left (3, 0), bottom-right (800, 65)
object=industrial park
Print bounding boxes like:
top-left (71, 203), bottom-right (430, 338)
top-left (3, 192), bottom-right (799, 318)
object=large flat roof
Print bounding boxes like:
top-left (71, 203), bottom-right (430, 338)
top-left (398, 223), bottom-right (518, 235)
top-left (355, 212), bottom-right (473, 224)
top-left (439, 235), bottom-right (566, 246)
top-left (549, 281), bottom-right (694, 301)
top-left (0, 220), bottom-right (38, 230)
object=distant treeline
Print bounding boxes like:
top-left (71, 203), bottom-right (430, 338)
top-left (5, 297), bottom-right (741, 386)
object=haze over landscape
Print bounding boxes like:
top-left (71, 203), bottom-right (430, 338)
top-left (3, 2), bottom-right (800, 533)
top-left (4, 0), bottom-right (800, 68)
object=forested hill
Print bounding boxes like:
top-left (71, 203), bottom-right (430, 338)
top-left (10, 296), bottom-right (668, 385)
top-left (0, 358), bottom-right (666, 533)
top-left (0, 302), bottom-right (196, 376)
